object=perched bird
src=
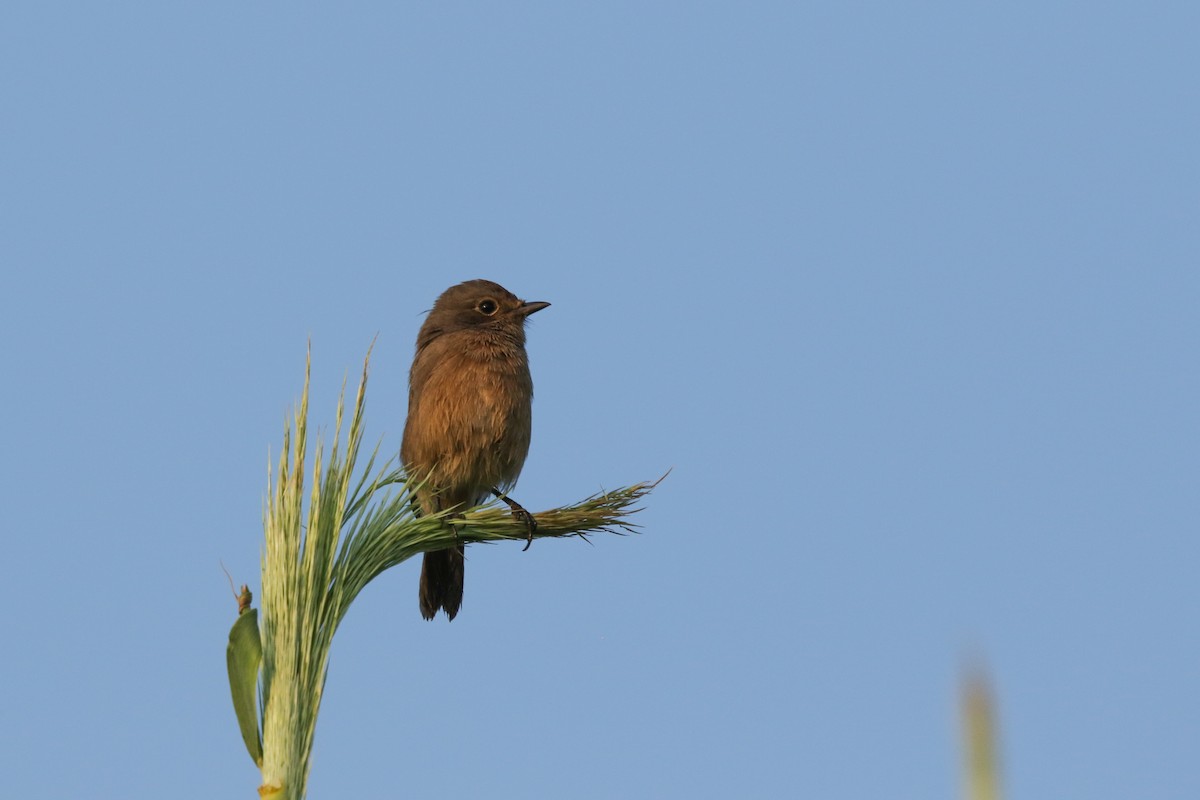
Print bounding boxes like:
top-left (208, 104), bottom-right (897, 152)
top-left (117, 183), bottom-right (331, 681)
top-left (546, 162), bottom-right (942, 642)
top-left (401, 279), bottom-right (549, 621)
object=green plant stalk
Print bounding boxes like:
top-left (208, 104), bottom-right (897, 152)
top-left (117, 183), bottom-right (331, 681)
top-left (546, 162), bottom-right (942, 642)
top-left (253, 347), bottom-right (658, 799)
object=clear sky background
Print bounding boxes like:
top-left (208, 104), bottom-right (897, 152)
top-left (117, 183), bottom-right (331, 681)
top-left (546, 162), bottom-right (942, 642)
top-left (1, 3), bottom-right (1196, 798)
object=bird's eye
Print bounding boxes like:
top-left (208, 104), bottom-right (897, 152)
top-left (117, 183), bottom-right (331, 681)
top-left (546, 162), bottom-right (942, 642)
top-left (477, 299), bottom-right (499, 315)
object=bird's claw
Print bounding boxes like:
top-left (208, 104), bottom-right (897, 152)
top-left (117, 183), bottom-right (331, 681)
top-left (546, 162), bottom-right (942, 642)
top-left (492, 487), bottom-right (537, 551)
top-left (517, 508), bottom-right (537, 551)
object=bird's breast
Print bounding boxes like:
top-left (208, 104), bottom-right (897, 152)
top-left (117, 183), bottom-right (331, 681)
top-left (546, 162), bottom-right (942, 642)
top-left (401, 339), bottom-right (534, 504)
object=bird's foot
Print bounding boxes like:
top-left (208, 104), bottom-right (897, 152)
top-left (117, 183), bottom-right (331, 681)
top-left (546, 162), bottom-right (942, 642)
top-left (492, 488), bottom-right (537, 551)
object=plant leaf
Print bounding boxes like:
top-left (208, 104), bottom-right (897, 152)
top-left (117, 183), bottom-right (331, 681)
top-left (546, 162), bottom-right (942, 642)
top-left (227, 608), bottom-right (263, 767)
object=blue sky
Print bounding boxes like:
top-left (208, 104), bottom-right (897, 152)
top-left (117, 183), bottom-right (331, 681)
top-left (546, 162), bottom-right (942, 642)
top-left (1, 3), bottom-right (1196, 798)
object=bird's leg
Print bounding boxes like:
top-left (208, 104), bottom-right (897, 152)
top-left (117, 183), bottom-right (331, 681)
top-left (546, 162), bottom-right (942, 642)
top-left (491, 487), bottom-right (537, 551)
top-left (417, 495), bottom-right (464, 545)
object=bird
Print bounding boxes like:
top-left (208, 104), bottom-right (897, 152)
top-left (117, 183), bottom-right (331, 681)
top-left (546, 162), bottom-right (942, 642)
top-left (401, 279), bottom-right (549, 621)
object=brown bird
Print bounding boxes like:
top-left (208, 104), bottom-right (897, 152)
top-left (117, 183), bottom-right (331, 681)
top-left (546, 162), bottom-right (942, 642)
top-left (401, 279), bottom-right (549, 621)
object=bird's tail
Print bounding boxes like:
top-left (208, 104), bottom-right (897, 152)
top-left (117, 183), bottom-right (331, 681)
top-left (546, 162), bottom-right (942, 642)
top-left (419, 546), bottom-right (465, 621)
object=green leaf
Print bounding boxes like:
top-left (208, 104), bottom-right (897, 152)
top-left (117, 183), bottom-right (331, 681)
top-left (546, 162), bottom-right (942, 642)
top-left (227, 608), bottom-right (263, 767)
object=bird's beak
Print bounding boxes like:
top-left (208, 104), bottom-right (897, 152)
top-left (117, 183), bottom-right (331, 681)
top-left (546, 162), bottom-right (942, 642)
top-left (519, 301), bottom-right (551, 316)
